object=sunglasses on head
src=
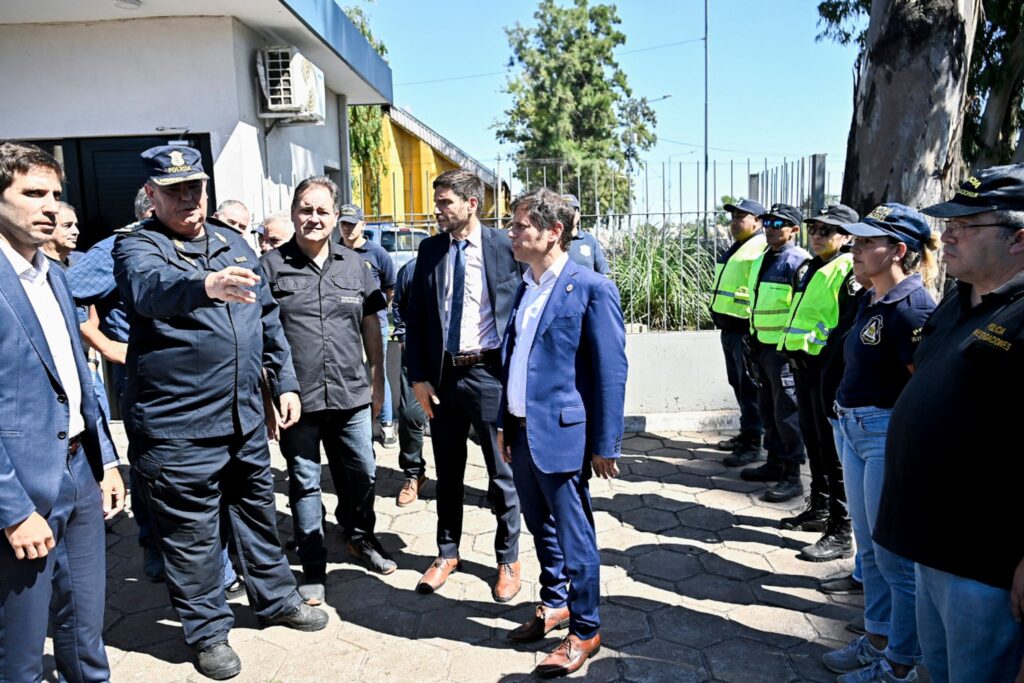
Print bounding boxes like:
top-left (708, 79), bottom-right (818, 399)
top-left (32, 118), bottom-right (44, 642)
top-left (807, 225), bottom-right (838, 237)
top-left (763, 219), bottom-right (794, 229)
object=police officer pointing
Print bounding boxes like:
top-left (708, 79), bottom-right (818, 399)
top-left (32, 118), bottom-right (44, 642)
top-left (113, 146), bottom-right (327, 680)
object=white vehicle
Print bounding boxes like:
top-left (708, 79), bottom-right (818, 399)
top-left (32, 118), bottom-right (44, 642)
top-left (363, 224), bottom-right (430, 269)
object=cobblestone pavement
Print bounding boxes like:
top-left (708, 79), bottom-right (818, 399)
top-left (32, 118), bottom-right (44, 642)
top-left (70, 427), bottom-right (877, 682)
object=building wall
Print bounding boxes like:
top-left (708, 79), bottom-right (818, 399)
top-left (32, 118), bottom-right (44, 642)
top-left (0, 16), bottom-right (347, 224)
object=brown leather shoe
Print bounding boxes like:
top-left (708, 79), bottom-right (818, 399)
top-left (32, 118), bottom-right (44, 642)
top-left (396, 475), bottom-right (427, 507)
top-left (535, 633), bottom-right (601, 678)
top-left (493, 561), bottom-right (521, 603)
top-left (416, 557), bottom-right (460, 594)
top-left (508, 604), bottom-right (570, 642)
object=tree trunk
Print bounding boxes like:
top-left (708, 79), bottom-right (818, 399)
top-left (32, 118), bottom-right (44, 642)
top-left (976, 28), bottom-right (1024, 167)
top-left (841, 0), bottom-right (980, 212)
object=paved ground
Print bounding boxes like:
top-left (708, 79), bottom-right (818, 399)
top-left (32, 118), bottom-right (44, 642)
top-left (61, 427), bottom-right (874, 682)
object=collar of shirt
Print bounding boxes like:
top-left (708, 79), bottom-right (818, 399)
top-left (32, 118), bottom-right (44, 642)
top-left (869, 272), bottom-right (924, 306)
top-left (451, 225), bottom-right (482, 251)
top-left (523, 252), bottom-right (569, 289)
top-left (282, 237), bottom-right (348, 268)
top-left (0, 240), bottom-right (48, 285)
top-left (959, 268), bottom-right (1024, 310)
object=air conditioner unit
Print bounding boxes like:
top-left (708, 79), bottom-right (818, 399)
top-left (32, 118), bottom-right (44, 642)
top-left (256, 46), bottom-right (326, 124)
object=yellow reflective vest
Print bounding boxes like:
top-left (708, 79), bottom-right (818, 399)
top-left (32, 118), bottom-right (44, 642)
top-left (747, 244), bottom-right (811, 345)
top-left (710, 232), bottom-right (767, 321)
top-left (778, 252), bottom-right (855, 356)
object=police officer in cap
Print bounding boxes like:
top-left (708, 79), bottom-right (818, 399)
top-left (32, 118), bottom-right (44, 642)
top-left (740, 203), bottom-right (810, 502)
top-left (113, 146), bottom-right (327, 680)
top-left (562, 193), bottom-right (610, 275)
top-left (711, 198), bottom-right (767, 465)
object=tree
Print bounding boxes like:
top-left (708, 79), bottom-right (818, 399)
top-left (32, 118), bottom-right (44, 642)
top-left (496, 0), bottom-right (656, 216)
top-left (818, 0), bottom-right (1024, 194)
top-left (344, 6), bottom-right (389, 215)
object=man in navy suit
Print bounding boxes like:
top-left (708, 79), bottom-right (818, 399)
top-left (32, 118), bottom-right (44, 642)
top-left (405, 169), bottom-right (523, 601)
top-left (497, 188), bottom-right (627, 678)
top-left (0, 141), bottom-right (124, 681)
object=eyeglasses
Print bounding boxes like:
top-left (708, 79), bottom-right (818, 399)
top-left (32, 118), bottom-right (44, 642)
top-left (941, 220), bottom-right (1004, 236)
top-left (763, 219), bottom-right (794, 229)
top-left (807, 225), bottom-right (838, 237)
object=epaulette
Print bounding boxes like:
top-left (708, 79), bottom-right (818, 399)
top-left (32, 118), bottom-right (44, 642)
top-left (114, 216), bottom-right (156, 234)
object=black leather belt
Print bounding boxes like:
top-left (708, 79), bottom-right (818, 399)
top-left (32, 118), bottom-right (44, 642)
top-left (68, 435), bottom-right (82, 456)
top-left (448, 348), bottom-right (501, 367)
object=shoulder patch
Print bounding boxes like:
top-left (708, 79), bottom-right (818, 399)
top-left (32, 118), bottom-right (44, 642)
top-left (860, 314), bottom-right (884, 345)
top-left (213, 231), bottom-right (228, 244)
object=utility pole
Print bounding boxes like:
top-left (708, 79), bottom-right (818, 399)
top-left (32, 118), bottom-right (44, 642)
top-left (703, 0), bottom-right (709, 238)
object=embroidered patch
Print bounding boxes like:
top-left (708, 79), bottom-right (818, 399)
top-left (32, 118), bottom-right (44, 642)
top-left (859, 314), bottom-right (883, 345)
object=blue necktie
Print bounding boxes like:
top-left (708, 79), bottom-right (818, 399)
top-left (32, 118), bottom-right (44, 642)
top-left (446, 240), bottom-right (468, 355)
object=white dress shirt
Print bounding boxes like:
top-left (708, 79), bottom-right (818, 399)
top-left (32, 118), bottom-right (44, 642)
top-left (507, 252), bottom-right (569, 418)
top-left (0, 241), bottom-right (84, 438)
top-left (444, 226), bottom-right (501, 353)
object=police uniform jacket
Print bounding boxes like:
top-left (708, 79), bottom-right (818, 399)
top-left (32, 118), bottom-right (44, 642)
top-left (113, 218), bottom-right (299, 439)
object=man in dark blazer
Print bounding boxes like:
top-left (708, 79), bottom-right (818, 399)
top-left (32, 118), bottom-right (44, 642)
top-left (0, 141), bottom-right (124, 681)
top-left (496, 188), bottom-right (627, 678)
top-left (405, 169), bottom-right (523, 601)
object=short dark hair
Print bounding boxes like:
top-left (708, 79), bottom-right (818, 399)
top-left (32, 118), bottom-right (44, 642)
top-left (510, 187), bottom-right (572, 250)
top-left (433, 169), bottom-right (484, 217)
top-left (291, 176), bottom-right (340, 213)
top-left (0, 141), bottom-right (63, 194)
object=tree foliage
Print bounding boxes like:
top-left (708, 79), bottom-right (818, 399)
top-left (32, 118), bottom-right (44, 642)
top-left (817, 0), bottom-right (1024, 168)
top-left (344, 6), bottom-right (389, 214)
top-left (496, 0), bottom-right (657, 215)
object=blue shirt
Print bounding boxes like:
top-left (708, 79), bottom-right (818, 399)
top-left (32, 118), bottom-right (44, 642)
top-left (568, 231), bottom-right (610, 275)
top-left (352, 239), bottom-right (396, 329)
top-left (67, 235), bottom-right (130, 343)
top-left (836, 273), bottom-right (936, 409)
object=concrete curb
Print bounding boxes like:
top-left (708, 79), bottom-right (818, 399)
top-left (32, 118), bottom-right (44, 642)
top-left (625, 409), bottom-right (739, 433)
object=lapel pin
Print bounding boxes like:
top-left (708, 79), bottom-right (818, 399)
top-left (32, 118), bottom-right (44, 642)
top-left (566, 283), bottom-right (574, 292)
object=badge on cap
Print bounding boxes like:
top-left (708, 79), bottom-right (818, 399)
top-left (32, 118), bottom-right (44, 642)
top-left (169, 150), bottom-right (186, 167)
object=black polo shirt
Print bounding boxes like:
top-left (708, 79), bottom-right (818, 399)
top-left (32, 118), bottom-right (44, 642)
top-left (835, 273), bottom-right (935, 409)
top-left (877, 273), bottom-right (1024, 590)
top-left (351, 239), bottom-right (395, 329)
top-left (261, 239), bottom-right (386, 412)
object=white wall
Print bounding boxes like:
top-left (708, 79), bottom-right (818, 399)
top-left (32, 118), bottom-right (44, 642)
top-left (625, 331), bottom-right (733, 413)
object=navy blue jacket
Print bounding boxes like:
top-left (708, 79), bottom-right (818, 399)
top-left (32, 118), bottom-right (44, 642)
top-left (113, 219), bottom-right (299, 439)
top-left (568, 232), bottom-right (610, 275)
top-left (405, 227), bottom-right (522, 387)
top-left (0, 253), bottom-right (117, 528)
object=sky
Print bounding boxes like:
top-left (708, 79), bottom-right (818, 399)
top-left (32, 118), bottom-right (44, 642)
top-left (350, 0), bottom-right (864, 213)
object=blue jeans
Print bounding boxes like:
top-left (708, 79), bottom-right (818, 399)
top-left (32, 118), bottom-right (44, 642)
top-left (829, 417), bottom-right (863, 584)
top-left (916, 564), bottom-right (1024, 683)
top-left (380, 321), bottom-right (393, 426)
top-left (835, 405), bottom-right (920, 666)
top-left (279, 406), bottom-right (377, 577)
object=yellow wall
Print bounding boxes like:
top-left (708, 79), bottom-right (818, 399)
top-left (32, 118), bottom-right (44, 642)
top-left (352, 112), bottom-right (505, 228)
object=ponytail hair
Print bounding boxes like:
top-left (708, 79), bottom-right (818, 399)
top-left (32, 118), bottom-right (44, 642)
top-left (897, 231), bottom-right (942, 290)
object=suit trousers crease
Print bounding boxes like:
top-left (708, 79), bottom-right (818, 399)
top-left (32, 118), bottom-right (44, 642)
top-left (129, 426), bottom-right (300, 649)
top-left (429, 361), bottom-right (520, 563)
top-left (0, 449), bottom-right (109, 683)
top-left (509, 424), bottom-right (601, 640)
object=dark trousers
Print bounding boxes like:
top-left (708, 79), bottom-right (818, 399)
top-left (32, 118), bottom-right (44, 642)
top-left (398, 344), bottom-right (427, 479)
top-left (431, 360), bottom-right (520, 563)
top-left (752, 342), bottom-right (805, 467)
top-left (130, 426), bottom-right (301, 649)
top-left (720, 329), bottom-right (763, 436)
top-left (281, 406), bottom-right (377, 575)
top-left (0, 448), bottom-right (109, 682)
top-left (792, 362), bottom-right (849, 521)
top-left (509, 424), bottom-right (600, 640)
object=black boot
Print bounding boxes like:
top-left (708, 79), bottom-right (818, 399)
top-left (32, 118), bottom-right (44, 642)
top-left (740, 462), bottom-right (784, 482)
top-left (762, 462), bottom-right (804, 502)
top-left (799, 520), bottom-right (854, 562)
top-left (195, 642), bottom-right (241, 680)
top-left (723, 433), bottom-right (763, 467)
top-left (780, 496), bottom-right (828, 531)
top-left (715, 434), bottom-right (741, 451)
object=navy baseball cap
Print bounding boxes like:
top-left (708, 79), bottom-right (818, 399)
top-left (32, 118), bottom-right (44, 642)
top-left (841, 203), bottom-right (932, 252)
top-left (723, 198), bottom-right (766, 217)
top-left (922, 164), bottom-right (1024, 218)
top-left (758, 203), bottom-right (803, 226)
top-left (338, 204), bottom-right (365, 223)
top-left (806, 203), bottom-right (859, 228)
top-left (561, 193), bottom-right (581, 210)
top-left (141, 145), bottom-right (208, 186)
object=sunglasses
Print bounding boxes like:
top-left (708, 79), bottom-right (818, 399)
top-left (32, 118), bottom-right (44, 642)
top-left (807, 225), bottom-right (838, 237)
top-left (763, 219), bottom-right (794, 229)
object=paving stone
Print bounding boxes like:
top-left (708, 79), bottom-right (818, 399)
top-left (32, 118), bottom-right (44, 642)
top-left (107, 577), bottom-right (175, 615)
top-left (621, 457), bottom-right (678, 479)
top-left (696, 487), bottom-right (758, 513)
top-left (708, 473), bottom-right (767, 493)
top-left (675, 505), bottom-right (735, 532)
top-left (675, 573), bottom-right (756, 612)
top-left (633, 547), bottom-right (703, 582)
top-left (649, 605), bottom-right (742, 649)
top-left (618, 638), bottom-right (708, 683)
top-left (605, 577), bottom-right (682, 612)
top-left (697, 547), bottom-right (773, 582)
top-left (358, 640), bottom-right (448, 682)
top-left (228, 637), bottom-right (288, 682)
top-left (596, 602), bottom-right (652, 647)
top-left (640, 489), bottom-right (698, 510)
top-left (621, 435), bottom-right (664, 453)
top-left (675, 458), bottom-right (728, 476)
top-left (103, 606), bottom-right (184, 649)
top-left (592, 492), bottom-right (644, 513)
top-left (788, 639), bottom-right (840, 683)
top-left (705, 637), bottom-right (796, 682)
top-left (728, 604), bottom-right (817, 645)
top-left (617, 505), bottom-right (680, 534)
top-left (646, 446), bottom-right (694, 459)
top-left (448, 643), bottom-right (538, 683)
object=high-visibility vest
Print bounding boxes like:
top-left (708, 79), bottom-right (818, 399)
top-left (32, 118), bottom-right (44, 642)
top-left (778, 253), bottom-right (854, 356)
top-left (709, 233), bottom-right (767, 320)
top-left (748, 246), bottom-right (810, 344)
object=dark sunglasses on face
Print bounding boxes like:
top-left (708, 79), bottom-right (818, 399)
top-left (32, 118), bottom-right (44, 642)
top-left (807, 225), bottom-right (838, 237)
top-left (763, 219), bottom-right (793, 229)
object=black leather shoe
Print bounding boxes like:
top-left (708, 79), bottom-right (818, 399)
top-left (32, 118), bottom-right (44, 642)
top-left (780, 498), bottom-right (828, 531)
top-left (261, 603), bottom-right (329, 632)
top-left (741, 463), bottom-right (784, 482)
top-left (196, 642), bottom-right (241, 680)
top-left (799, 525), bottom-right (854, 562)
top-left (715, 434), bottom-right (740, 451)
top-left (819, 573), bottom-right (863, 595)
top-left (723, 444), bottom-right (762, 467)
top-left (762, 476), bottom-right (804, 502)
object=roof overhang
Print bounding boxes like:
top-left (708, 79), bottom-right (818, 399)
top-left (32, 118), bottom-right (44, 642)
top-left (0, 0), bottom-right (392, 105)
